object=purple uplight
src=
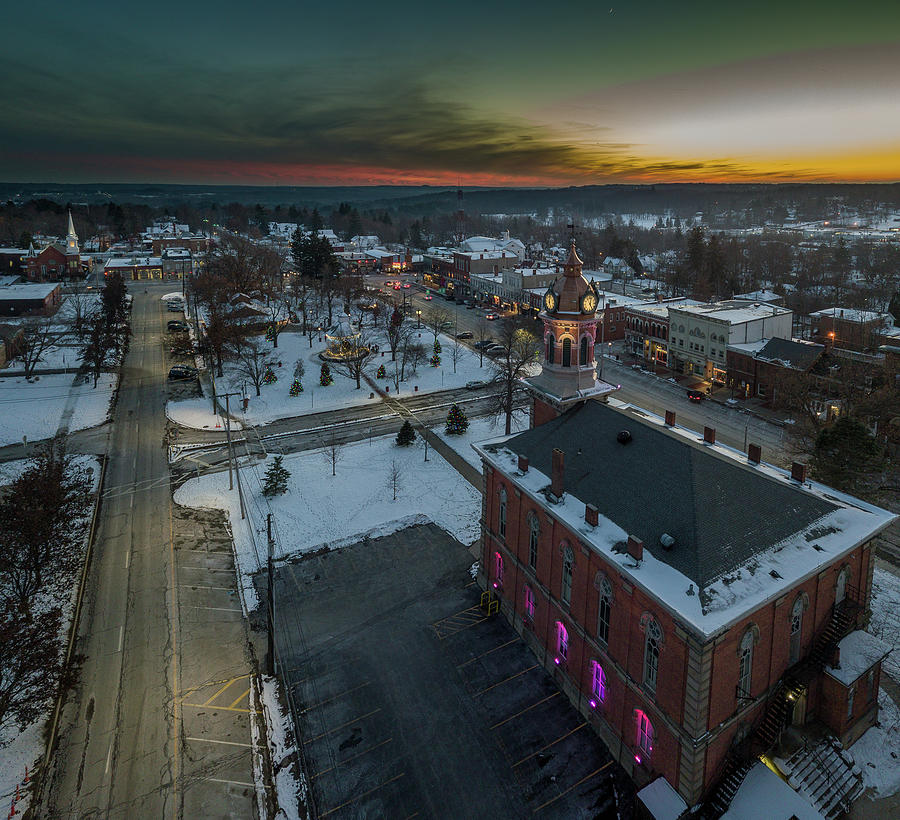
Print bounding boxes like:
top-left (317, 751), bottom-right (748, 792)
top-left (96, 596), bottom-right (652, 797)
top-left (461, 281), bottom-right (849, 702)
top-left (634, 754), bottom-right (641, 764)
top-left (589, 699), bottom-right (597, 709)
top-left (554, 657), bottom-right (560, 665)
top-left (492, 582), bottom-right (498, 589)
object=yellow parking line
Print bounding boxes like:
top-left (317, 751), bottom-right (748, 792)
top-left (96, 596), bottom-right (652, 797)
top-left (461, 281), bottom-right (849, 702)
top-left (302, 681), bottom-right (371, 714)
top-left (513, 722), bottom-right (587, 768)
top-left (312, 738), bottom-right (393, 779)
top-left (320, 772), bottom-right (405, 818)
top-left (203, 678), bottom-right (238, 706)
top-left (177, 673), bottom-right (251, 700)
top-left (304, 708), bottom-right (381, 744)
top-left (474, 665), bottom-right (538, 696)
top-left (182, 703), bottom-right (261, 714)
top-left (457, 638), bottom-right (518, 669)
top-left (531, 761), bottom-right (611, 813)
top-left (228, 688), bottom-right (251, 709)
top-left (491, 692), bottom-right (560, 730)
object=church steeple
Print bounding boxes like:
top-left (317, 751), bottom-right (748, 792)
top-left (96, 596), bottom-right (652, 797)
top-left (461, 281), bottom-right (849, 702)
top-left (523, 238), bottom-right (618, 426)
top-left (65, 209), bottom-right (79, 257)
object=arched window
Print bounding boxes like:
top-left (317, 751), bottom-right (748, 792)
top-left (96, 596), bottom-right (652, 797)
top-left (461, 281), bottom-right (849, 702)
top-left (836, 566), bottom-right (850, 607)
top-left (556, 621), bottom-right (568, 662)
top-left (547, 334), bottom-right (555, 364)
top-left (579, 336), bottom-right (588, 365)
top-left (527, 512), bottom-right (539, 569)
top-left (590, 660), bottom-right (607, 705)
top-left (738, 629), bottom-right (754, 699)
top-left (561, 545), bottom-right (574, 605)
top-left (562, 337), bottom-right (572, 367)
top-left (789, 596), bottom-right (804, 664)
top-left (524, 584), bottom-right (535, 621)
top-left (643, 617), bottom-right (661, 692)
top-left (493, 551), bottom-right (504, 588)
top-left (597, 576), bottom-right (612, 645)
top-left (498, 487), bottom-right (507, 539)
top-left (636, 710), bottom-right (654, 759)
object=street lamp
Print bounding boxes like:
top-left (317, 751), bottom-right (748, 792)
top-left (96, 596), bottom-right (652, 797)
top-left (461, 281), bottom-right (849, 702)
top-left (416, 309), bottom-right (422, 328)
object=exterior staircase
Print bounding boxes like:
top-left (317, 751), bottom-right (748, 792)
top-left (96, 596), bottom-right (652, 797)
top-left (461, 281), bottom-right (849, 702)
top-left (707, 759), bottom-right (753, 818)
top-left (779, 739), bottom-right (864, 819)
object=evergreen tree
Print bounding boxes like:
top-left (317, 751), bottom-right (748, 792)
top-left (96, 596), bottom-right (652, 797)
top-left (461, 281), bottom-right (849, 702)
top-left (431, 338), bottom-right (441, 366)
top-left (445, 404), bottom-right (469, 435)
top-left (261, 455), bottom-right (291, 498)
top-left (396, 420), bottom-right (415, 447)
top-left (262, 365), bottom-right (277, 385)
top-left (289, 378), bottom-right (303, 396)
top-left (320, 362), bottom-right (333, 386)
top-left (888, 291), bottom-right (900, 324)
top-left (376, 364), bottom-right (386, 379)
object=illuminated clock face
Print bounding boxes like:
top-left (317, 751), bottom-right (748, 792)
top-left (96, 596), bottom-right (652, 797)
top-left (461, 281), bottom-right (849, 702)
top-left (544, 291), bottom-right (557, 312)
top-left (582, 292), bottom-right (598, 313)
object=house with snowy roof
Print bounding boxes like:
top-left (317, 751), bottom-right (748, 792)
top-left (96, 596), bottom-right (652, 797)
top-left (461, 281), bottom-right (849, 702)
top-left (473, 242), bottom-right (895, 813)
top-left (809, 307), bottom-right (897, 352)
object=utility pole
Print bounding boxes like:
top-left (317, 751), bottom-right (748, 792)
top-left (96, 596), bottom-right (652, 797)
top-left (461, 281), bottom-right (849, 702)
top-left (267, 513), bottom-right (276, 675)
top-left (220, 392), bottom-right (242, 492)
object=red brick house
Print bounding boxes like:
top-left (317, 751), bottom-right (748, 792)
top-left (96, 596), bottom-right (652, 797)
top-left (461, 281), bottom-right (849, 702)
top-left (474, 242), bottom-right (895, 811)
top-left (726, 337), bottom-right (825, 402)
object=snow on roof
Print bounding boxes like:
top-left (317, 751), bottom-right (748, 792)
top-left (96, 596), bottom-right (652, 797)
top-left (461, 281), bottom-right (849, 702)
top-left (722, 762), bottom-right (824, 820)
top-left (810, 307), bottom-right (890, 324)
top-left (825, 629), bottom-right (892, 686)
top-left (105, 256), bottom-right (161, 267)
top-left (671, 301), bottom-right (791, 324)
top-left (637, 777), bottom-right (687, 820)
top-left (473, 401), bottom-right (896, 640)
top-left (734, 289), bottom-right (783, 303)
top-left (727, 339), bottom-right (769, 355)
top-left (0, 282), bottom-right (59, 299)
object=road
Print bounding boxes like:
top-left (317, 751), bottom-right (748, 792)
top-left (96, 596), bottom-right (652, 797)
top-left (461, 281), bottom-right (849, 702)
top-left (43, 287), bottom-right (177, 817)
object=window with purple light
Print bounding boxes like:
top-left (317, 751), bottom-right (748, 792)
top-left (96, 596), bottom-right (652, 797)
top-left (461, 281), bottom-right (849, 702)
top-left (498, 487), bottom-right (507, 539)
top-left (556, 621), bottom-right (568, 662)
top-left (494, 551), bottom-right (504, 589)
top-left (636, 710), bottom-right (653, 758)
top-left (590, 660), bottom-right (606, 706)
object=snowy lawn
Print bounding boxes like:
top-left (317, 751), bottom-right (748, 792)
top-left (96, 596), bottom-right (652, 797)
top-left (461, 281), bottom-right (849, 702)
top-left (868, 567), bottom-right (900, 681)
top-left (8, 344), bottom-right (83, 372)
top-left (174, 433), bottom-right (481, 611)
top-left (853, 688), bottom-right (900, 797)
top-left (166, 397), bottom-right (242, 431)
top-left (0, 373), bottom-right (116, 446)
top-left (434, 409), bottom-right (531, 468)
top-left (168, 325), bottom-right (503, 429)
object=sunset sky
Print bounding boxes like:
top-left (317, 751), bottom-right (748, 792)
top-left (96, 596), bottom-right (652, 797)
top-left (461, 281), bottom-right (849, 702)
top-left (2, 0), bottom-right (899, 185)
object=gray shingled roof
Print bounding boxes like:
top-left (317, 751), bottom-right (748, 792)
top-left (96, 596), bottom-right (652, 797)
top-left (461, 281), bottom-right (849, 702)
top-left (756, 338), bottom-right (824, 371)
top-left (497, 401), bottom-right (837, 587)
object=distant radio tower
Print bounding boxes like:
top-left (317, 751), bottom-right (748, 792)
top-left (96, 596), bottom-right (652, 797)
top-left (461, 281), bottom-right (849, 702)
top-left (455, 185), bottom-right (466, 246)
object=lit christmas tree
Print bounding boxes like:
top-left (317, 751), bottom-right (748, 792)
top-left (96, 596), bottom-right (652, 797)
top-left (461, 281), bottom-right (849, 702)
top-left (289, 378), bottom-right (303, 396)
top-left (433, 338), bottom-right (442, 354)
top-left (262, 365), bottom-right (277, 385)
top-left (445, 404), bottom-right (468, 435)
top-left (265, 325), bottom-right (275, 342)
top-left (376, 364), bottom-right (386, 379)
top-left (430, 338), bottom-right (441, 367)
top-left (320, 362), bottom-right (333, 386)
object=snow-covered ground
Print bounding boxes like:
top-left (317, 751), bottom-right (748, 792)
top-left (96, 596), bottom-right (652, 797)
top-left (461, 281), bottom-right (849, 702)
top-left (853, 688), bottom-right (900, 797)
top-left (256, 675), bottom-right (305, 819)
top-left (868, 567), bottom-right (900, 681)
top-left (7, 344), bottom-right (83, 372)
top-left (174, 433), bottom-right (481, 611)
top-left (165, 397), bottom-right (241, 431)
top-left (434, 410), bottom-right (530, 468)
top-left (167, 326), bottom-right (499, 429)
top-left (0, 373), bottom-right (116, 447)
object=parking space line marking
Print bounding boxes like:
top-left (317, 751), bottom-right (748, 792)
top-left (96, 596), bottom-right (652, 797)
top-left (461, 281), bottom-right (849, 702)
top-left (186, 736), bottom-right (258, 748)
top-left (179, 566), bottom-right (236, 572)
top-left (312, 737), bottom-right (393, 780)
top-left (531, 761), bottom-right (612, 814)
top-left (202, 677), bottom-right (240, 705)
top-left (304, 708), bottom-right (382, 744)
top-left (206, 778), bottom-right (257, 788)
top-left (513, 722), bottom-right (587, 768)
top-left (179, 584), bottom-right (235, 591)
top-left (457, 638), bottom-right (518, 669)
top-left (320, 772), bottom-right (405, 818)
top-left (228, 688), bottom-right (251, 709)
top-left (474, 664), bottom-right (539, 696)
top-left (182, 703), bottom-right (261, 714)
top-left (491, 692), bottom-right (560, 730)
top-left (302, 681), bottom-right (371, 713)
top-left (177, 673), bottom-right (251, 700)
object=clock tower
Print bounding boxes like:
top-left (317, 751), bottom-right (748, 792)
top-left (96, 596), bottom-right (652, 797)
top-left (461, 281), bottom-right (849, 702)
top-left (523, 240), bottom-right (618, 426)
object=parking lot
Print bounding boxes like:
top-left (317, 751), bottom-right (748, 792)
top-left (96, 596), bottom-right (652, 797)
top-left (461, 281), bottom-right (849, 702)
top-left (266, 523), bottom-right (633, 819)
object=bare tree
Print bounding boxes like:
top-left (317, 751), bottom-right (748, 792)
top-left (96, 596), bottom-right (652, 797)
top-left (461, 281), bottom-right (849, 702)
top-left (475, 319), bottom-right (493, 368)
top-left (66, 279), bottom-right (97, 337)
top-left (81, 314), bottom-right (114, 387)
top-left (386, 459), bottom-right (402, 501)
top-left (321, 430), bottom-right (343, 476)
top-left (424, 307), bottom-right (451, 343)
top-left (229, 335), bottom-right (275, 396)
top-left (328, 329), bottom-right (377, 389)
top-left (448, 336), bottom-right (465, 374)
top-left (263, 291), bottom-right (289, 349)
top-left (18, 317), bottom-right (63, 379)
top-left (488, 325), bottom-right (542, 435)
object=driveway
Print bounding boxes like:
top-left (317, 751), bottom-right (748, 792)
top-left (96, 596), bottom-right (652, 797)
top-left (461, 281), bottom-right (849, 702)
top-left (265, 523), bottom-right (633, 819)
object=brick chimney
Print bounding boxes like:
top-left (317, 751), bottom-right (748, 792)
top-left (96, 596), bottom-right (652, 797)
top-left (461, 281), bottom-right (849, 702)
top-left (791, 462), bottom-right (808, 483)
top-left (703, 426), bottom-right (716, 445)
top-left (664, 410), bottom-right (676, 427)
top-left (518, 454), bottom-right (529, 473)
top-left (748, 443), bottom-right (761, 465)
top-left (585, 504), bottom-right (599, 526)
top-left (551, 449), bottom-right (565, 499)
top-left (627, 535), bottom-right (643, 562)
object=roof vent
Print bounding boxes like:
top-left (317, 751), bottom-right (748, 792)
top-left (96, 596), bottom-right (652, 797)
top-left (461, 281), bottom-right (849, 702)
top-left (617, 430), bottom-right (632, 444)
top-left (659, 533), bottom-right (675, 550)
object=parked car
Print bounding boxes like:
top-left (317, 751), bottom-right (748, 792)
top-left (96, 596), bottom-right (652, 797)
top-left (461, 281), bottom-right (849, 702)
top-left (456, 331), bottom-right (474, 339)
top-left (485, 312), bottom-right (499, 320)
top-left (686, 389), bottom-right (705, 402)
top-left (167, 320), bottom-right (189, 332)
top-left (487, 345), bottom-right (506, 356)
top-left (167, 302), bottom-right (183, 312)
top-left (473, 339), bottom-right (494, 349)
top-left (168, 365), bottom-right (197, 381)
top-left (439, 321), bottom-right (454, 330)
top-left (465, 380), bottom-right (485, 389)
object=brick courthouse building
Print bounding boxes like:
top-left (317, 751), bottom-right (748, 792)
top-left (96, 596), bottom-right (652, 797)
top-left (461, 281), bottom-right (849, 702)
top-left (473, 243), bottom-right (896, 809)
